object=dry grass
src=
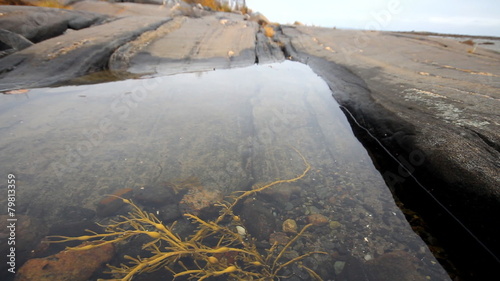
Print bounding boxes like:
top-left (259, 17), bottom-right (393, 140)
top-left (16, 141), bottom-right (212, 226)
top-left (183, 0), bottom-right (249, 14)
top-left (240, 6), bottom-right (249, 14)
top-left (35, 0), bottom-right (69, 9)
top-left (219, 3), bottom-right (232, 13)
top-left (0, 0), bottom-right (32, 5)
top-left (0, 0), bottom-right (69, 8)
top-left (183, 0), bottom-right (219, 11)
top-left (264, 25), bottom-right (275, 38)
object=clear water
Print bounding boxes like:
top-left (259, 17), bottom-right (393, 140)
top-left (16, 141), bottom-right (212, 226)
top-left (0, 61), bottom-right (450, 280)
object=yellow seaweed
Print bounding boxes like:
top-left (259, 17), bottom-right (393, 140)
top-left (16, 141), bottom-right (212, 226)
top-left (48, 148), bottom-right (325, 280)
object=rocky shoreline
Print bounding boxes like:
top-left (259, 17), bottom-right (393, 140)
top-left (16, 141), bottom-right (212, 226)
top-left (0, 1), bottom-right (499, 280)
top-left (278, 25), bottom-right (499, 279)
top-left (0, 2), bottom-right (280, 90)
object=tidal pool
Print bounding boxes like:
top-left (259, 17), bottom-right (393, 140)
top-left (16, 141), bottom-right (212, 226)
top-left (0, 61), bottom-right (450, 280)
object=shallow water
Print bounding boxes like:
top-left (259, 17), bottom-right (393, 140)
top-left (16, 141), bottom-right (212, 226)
top-left (0, 61), bottom-right (450, 280)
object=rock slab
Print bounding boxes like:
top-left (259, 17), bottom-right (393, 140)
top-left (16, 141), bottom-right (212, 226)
top-left (282, 25), bottom-right (500, 206)
top-left (0, 6), bottom-right (107, 44)
top-left (0, 16), bottom-right (171, 91)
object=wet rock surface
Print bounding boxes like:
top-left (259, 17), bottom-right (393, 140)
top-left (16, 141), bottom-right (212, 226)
top-left (366, 251), bottom-right (429, 281)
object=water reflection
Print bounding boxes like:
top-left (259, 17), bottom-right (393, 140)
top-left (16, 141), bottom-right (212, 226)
top-left (0, 61), bottom-right (450, 280)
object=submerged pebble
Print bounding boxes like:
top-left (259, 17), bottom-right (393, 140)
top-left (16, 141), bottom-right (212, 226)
top-left (282, 219), bottom-right (298, 233)
top-left (134, 182), bottom-right (184, 207)
top-left (329, 221), bottom-right (341, 229)
top-left (240, 198), bottom-right (277, 241)
top-left (307, 213), bottom-right (329, 226)
top-left (236, 226), bottom-right (246, 237)
top-left (334, 261), bottom-right (346, 275)
top-left (96, 188), bottom-right (133, 217)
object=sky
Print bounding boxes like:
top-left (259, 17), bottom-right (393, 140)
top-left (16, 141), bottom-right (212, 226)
top-left (247, 0), bottom-right (500, 37)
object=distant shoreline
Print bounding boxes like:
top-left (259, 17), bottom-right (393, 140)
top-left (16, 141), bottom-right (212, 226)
top-left (287, 24), bottom-right (500, 40)
top-left (388, 30), bottom-right (500, 40)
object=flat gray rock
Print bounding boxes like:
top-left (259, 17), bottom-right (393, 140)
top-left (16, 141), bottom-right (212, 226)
top-left (0, 6), bottom-right (107, 43)
top-left (70, 1), bottom-right (173, 17)
top-left (111, 13), bottom-right (285, 75)
top-left (0, 16), bottom-right (171, 91)
top-left (0, 29), bottom-right (33, 51)
top-left (115, 13), bottom-right (261, 75)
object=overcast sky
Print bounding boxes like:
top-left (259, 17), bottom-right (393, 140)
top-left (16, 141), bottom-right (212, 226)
top-left (247, 0), bottom-right (500, 37)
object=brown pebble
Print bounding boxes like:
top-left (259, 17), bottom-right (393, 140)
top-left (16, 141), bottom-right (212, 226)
top-left (307, 213), bottom-right (329, 226)
top-left (15, 241), bottom-right (114, 281)
top-left (269, 232), bottom-right (289, 245)
top-left (96, 188), bottom-right (133, 217)
top-left (282, 219), bottom-right (298, 233)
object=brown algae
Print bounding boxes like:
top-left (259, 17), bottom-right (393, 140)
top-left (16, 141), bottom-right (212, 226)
top-left (48, 149), bottom-right (327, 281)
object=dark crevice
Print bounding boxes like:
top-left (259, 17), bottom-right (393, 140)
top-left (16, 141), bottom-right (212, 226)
top-left (253, 32), bottom-right (260, 64)
top-left (0, 56), bottom-right (26, 76)
top-left (468, 128), bottom-right (500, 154)
top-left (275, 25), bottom-right (292, 59)
top-left (254, 25), bottom-right (286, 64)
top-left (340, 105), bottom-right (500, 281)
